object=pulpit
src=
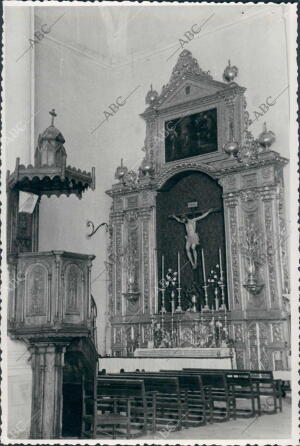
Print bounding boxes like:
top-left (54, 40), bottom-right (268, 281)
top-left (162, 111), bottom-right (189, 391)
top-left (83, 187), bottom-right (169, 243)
top-left (106, 50), bottom-right (290, 371)
top-left (7, 111), bottom-right (97, 439)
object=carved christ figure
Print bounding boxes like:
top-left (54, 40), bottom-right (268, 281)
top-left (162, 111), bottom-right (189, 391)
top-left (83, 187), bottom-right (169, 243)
top-left (172, 209), bottom-right (215, 269)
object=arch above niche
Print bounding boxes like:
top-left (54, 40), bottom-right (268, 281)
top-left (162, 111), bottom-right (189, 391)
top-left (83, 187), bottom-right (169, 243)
top-left (155, 160), bottom-right (218, 190)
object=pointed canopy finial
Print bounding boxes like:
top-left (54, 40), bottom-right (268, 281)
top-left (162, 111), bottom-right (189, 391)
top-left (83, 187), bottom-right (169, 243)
top-left (49, 109), bottom-right (57, 126)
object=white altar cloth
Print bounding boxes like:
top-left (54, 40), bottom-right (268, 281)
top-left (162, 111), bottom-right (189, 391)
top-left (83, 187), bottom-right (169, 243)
top-left (100, 348), bottom-right (236, 373)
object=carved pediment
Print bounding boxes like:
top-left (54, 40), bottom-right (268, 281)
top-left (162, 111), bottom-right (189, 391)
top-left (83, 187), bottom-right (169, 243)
top-left (158, 78), bottom-right (226, 110)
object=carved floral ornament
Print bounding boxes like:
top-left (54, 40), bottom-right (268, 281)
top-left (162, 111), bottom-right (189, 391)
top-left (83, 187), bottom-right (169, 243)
top-left (239, 221), bottom-right (265, 295)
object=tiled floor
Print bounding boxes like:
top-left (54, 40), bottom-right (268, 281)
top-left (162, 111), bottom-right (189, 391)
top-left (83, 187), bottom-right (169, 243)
top-left (142, 398), bottom-right (292, 441)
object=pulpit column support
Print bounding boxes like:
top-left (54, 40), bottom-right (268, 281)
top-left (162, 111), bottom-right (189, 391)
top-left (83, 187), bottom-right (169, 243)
top-left (29, 342), bottom-right (67, 439)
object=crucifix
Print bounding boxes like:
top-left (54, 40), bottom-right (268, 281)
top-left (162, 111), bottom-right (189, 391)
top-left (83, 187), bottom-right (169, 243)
top-left (49, 109), bottom-right (57, 126)
top-left (170, 207), bottom-right (221, 269)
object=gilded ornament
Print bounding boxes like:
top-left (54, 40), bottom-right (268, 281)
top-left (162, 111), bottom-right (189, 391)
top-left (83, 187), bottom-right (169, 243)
top-left (258, 122), bottom-right (276, 149)
top-left (223, 60), bottom-right (238, 83)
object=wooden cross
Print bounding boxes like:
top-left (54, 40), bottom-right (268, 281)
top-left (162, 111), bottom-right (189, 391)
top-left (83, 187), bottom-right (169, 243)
top-left (49, 109), bottom-right (57, 126)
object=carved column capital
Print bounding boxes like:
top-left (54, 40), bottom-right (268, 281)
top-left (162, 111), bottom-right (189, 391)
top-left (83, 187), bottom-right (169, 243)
top-left (125, 210), bottom-right (139, 222)
top-left (260, 186), bottom-right (277, 201)
top-left (223, 192), bottom-right (239, 207)
top-left (111, 211), bottom-right (125, 224)
top-left (139, 207), bottom-right (153, 220)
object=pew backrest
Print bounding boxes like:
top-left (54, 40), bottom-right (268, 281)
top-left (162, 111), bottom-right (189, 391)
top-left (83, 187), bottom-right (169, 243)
top-left (106, 373), bottom-right (180, 396)
top-left (97, 378), bottom-right (146, 399)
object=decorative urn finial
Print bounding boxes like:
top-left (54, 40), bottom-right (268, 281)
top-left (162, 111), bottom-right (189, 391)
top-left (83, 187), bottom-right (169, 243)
top-left (115, 158), bottom-right (128, 181)
top-left (258, 122), bottom-right (276, 149)
top-left (223, 59), bottom-right (238, 83)
top-left (223, 122), bottom-right (239, 158)
top-left (140, 156), bottom-right (154, 177)
top-left (145, 84), bottom-right (158, 106)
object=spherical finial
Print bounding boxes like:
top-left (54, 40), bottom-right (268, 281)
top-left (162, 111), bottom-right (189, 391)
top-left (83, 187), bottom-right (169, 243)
top-left (223, 60), bottom-right (238, 83)
top-left (115, 158), bottom-right (128, 181)
top-left (140, 156), bottom-right (154, 176)
top-left (223, 122), bottom-right (239, 158)
top-left (224, 140), bottom-right (239, 158)
top-left (145, 84), bottom-right (158, 106)
top-left (258, 122), bottom-right (276, 149)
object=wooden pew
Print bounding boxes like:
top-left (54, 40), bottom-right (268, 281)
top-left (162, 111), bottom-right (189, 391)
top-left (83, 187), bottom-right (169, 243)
top-left (248, 371), bottom-right (282, 413)
top-left (183, 368), bottom-right (282, 414)
top-left (116, 371), bottom-right (210, 427)
top-left (162, 369), bottom-right (235, 421)
top-left (224, 371), bottom-right (259, 418)
top-left (183, 369), bottom-right (260, 418)
top-left (94, 378), bottom-right (156, 438)
top-left (106, 373), bottom-right (185, 431)
top-left (155, 370), bottom-right (213, 425)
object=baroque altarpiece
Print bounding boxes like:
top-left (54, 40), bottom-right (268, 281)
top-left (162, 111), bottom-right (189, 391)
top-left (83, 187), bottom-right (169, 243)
top-left (106, 50), bottom-right (290, 371)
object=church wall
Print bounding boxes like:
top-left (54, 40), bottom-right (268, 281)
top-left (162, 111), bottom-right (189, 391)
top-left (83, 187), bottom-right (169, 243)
top-left (7, 4), bottom-right (293, 358)
top-left (4, 5), bottom-right (35, 439)
top-left (7, 338), bottom-right (32, 439)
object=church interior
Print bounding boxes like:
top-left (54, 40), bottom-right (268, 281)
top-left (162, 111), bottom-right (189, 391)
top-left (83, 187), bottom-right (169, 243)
top-left (4, 3), bottom-right (297, 441)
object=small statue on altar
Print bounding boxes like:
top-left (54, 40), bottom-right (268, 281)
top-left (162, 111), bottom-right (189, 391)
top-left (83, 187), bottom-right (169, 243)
top-left (159, 331), bottom-right (171, 348)
top-left (172, 209), bottom-right (215, 269)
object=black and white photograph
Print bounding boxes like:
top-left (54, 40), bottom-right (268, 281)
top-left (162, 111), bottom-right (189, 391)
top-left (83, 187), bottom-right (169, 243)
top-left (1, 2), bottom-right (298, 444)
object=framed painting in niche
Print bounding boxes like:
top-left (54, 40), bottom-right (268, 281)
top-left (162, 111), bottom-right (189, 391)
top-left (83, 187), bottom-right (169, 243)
top-left (164, 107), bottom-right (218, 162)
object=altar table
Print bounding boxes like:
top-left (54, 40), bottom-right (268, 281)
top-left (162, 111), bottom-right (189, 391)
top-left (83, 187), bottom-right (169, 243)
top-left (99, 347), bottom-right (236, 373)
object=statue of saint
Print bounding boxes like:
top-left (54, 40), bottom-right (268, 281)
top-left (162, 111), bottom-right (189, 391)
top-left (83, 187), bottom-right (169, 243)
top-left (172, 208), bottom-right (215, 269)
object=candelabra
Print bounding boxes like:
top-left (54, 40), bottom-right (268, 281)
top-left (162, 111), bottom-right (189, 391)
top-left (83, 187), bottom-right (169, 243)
top-left (207, 248), bottom-right (227, 311)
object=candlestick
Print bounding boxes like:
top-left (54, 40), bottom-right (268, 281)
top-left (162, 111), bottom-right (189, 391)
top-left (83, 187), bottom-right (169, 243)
top-left (171, 290), bottom-right (175, 315)
top-left (191, 294), bottom-right (197, 312)
top-left (161, 288), bottom-right (166, 314)
top-left (178, 251), bottom-right (181, 286)
top-left (171, 314), bottom-right (174, 348)
top-left (219, 248), bottom-right (226, 310)
top-left (212, 313), bottom-right (216, 346)
top-left (176, 252), bottom-right (182, 313)
top-left (202, 283), bottom-right (209, 311)
top-left (176, 286), bottom-right (182, 313)
top-left (178, 318), bottom-right (181, 347)
top-left (214, 287), bottom-right (219, 311)
top-left (219, 248), bottom-right (223, 277)
top-left (201, 249), bottom-right (206, 283)
top-left (154, 249), bottom-right (158, 314)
